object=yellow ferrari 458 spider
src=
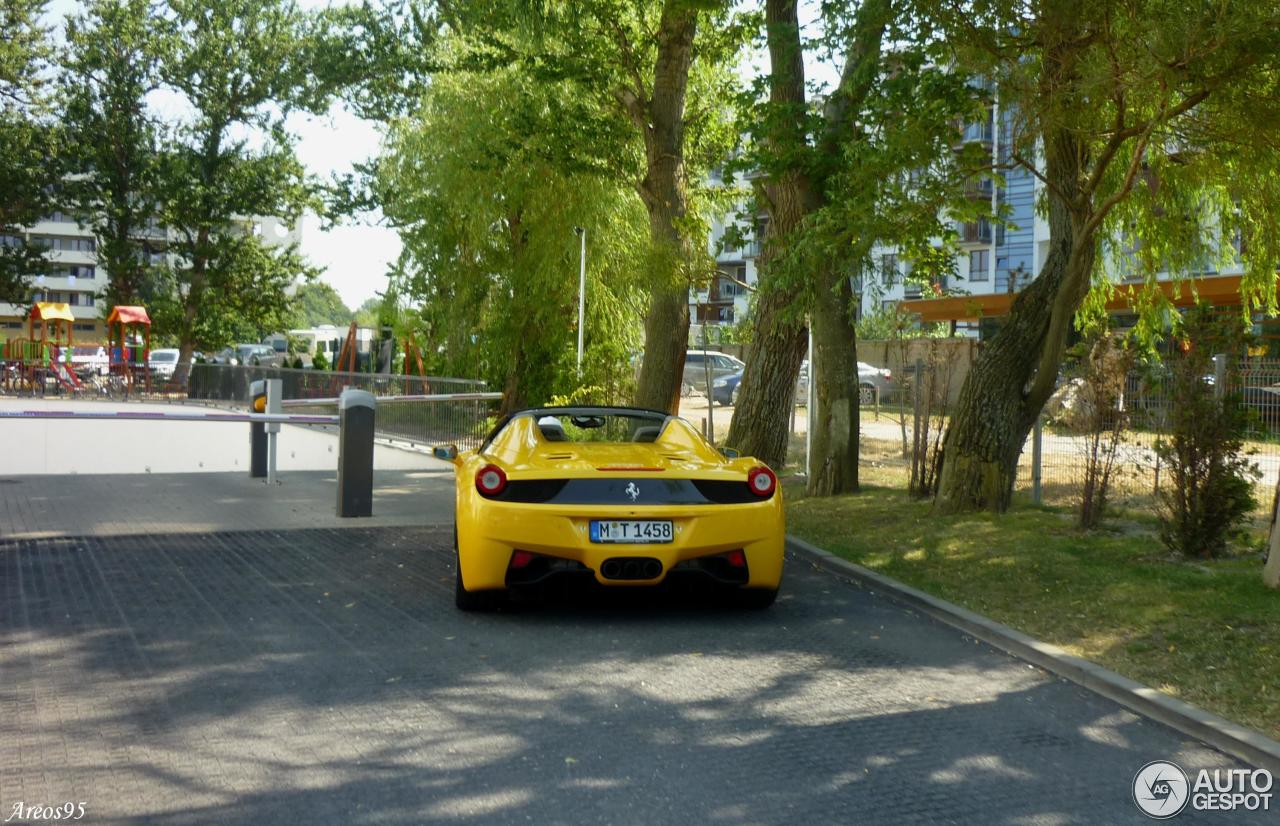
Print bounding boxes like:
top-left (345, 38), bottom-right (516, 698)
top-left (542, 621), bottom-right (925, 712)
top-left (433, 406), bottom-right (784, 611)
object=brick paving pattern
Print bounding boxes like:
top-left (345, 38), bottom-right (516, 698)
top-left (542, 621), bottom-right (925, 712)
top-left (0, 524), bottom-right (1266, 825)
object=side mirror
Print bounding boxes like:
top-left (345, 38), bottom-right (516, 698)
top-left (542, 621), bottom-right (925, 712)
top-left (718, 446), bottom-right (740, 459)
top-left (433, 444), bottom-right (459, 463)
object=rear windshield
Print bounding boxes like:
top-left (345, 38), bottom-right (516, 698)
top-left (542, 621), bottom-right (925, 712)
top-left (531, 412), bottom-right (668, 444)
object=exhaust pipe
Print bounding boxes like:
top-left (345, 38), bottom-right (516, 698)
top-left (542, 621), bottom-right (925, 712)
top-left (601, 559), bottom-right (622, 579)
top-left (642, 560), bottom-right (662, 579)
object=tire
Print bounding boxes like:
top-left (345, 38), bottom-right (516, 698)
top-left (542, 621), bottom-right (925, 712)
top-left (453, 526), bottom-right (502, 611)
top-left (859, 384), bottom-right (875, 406)
top-left (733, 587), bottom-right (778, 610)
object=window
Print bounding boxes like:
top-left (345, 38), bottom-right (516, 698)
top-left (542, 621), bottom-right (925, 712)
top-left (30, 235), bottom-right (95, 252)
top-left (68, 292), bottom-right (79, 306)
top-left (74, 323), bottom-right (95, 332)
top-left (82, 292), bottom-right (95, 307)
top-left (880, 253), bottom-right (898, 286)
top-left (969, 249), bottom-right (990, 281)
top-left (0, 234), bottom-right (22, 248)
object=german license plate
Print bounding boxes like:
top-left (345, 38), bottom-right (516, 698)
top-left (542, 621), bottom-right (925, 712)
top-left (589, 520), bottom-right (673, 544)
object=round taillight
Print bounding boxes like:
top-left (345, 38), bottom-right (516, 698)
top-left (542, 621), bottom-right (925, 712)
top-left (475, 464), bottom-right (507, 496)
top-left (747, 466), bottom-right (776, 497)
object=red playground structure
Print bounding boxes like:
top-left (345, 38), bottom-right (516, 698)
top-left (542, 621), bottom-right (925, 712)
top-left (107, 305), bottom-right (152, 394)
top-left (0, 302), bottom-right (84, 394)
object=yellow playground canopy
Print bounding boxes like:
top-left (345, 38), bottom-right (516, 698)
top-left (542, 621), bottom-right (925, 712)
top-left (31, 301), bottom-right (75, 323)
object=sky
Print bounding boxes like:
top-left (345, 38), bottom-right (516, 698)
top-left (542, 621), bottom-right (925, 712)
top-left (287, 105), bottom-right (401, 311)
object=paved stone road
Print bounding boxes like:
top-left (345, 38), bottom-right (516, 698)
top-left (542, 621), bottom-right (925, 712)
top-left (0, 517), bottom-right (1267, 824)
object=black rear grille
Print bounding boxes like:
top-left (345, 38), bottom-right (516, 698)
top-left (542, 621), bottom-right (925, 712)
top-left (493, 479), bottom-right (569, 503)
top-left (691, 479), bottom-right (757, 504)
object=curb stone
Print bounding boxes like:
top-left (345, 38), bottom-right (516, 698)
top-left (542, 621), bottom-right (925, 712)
top-left (786, 534), bottom-right (1280, 776)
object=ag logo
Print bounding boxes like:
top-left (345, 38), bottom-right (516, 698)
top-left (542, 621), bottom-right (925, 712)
top-left (1133, 761), bottom-right (1190, 819)
top-left (625, 482), bottom-right (640, 502)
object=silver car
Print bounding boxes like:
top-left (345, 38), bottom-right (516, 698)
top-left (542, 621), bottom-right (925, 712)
top-left (797, 360), bottom-right (894, 405)
top-left (682, 350), bottom-right (746, 394)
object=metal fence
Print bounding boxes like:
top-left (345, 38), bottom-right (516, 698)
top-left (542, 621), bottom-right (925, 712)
top-left (283, 393), bottom-right (500, 452)
top-left (185, 363), bottom-right (487, 404)
top-left (853, 357), bottom-right (1280, 512)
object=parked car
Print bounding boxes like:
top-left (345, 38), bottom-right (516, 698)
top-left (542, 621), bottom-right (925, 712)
top-left (208, 343), bottom-right (283, 367)
top-left (682, 350), bottom-right (746, 394)
top-left (796, 360), bottom-right (893, 405)
top-left (148, 348), bottom-right (181, 379)
top-left (711, 370), bottom-right (744, 406)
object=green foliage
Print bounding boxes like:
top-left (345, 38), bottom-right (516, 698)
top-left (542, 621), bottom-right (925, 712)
top-left (1155, 305), bottom-right (1260, 558)
top-left (294, 281), bottom-right (352, 327)
top-left (376, 42), bottom-right (651, 407)
top-left (353, 296), bottom-right (380, 329)
top-left (311, 344), bottom-right (328, 371)
top-left (0, 0), bottom-right (60, 303)
top-left (60, 0), bottom-right (168, 310)
top-left (153, 0), bottom-right (330, 354)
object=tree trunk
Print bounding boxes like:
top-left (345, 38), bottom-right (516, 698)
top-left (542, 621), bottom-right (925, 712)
top-left (172, 228), bottom-right (208, 388)
top-left (631, 1), bottom-right (696, 413)
top-left (724, 0), bottom-right (815, 467)
top-left (806, 263), bottom-right (860, 495)
top-left (935, 126), bottom-right (1094, 512)
top-left (724, 287), bottom-right (807, 467)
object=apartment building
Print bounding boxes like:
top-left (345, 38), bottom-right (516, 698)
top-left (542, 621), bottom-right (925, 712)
top-left (0, 214), bottom-right (300, 344)
top-left (0, 213), bottom-right (111, 340)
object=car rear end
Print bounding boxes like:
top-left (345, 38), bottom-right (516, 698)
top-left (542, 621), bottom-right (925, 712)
top-left (453, 413), bottom-right (784, 603)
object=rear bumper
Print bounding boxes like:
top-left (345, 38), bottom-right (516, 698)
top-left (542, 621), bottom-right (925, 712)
top-left (457, 497), bottom-right (784, 591)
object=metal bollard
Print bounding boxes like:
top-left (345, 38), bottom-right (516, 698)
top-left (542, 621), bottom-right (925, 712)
top-left (337, 388), bottom-right (376, 517)
top-left (249, 380), bottom-right (267, 478)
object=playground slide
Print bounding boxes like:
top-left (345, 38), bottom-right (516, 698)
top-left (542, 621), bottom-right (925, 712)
top-left (51, 359), bottom-right (83, 392)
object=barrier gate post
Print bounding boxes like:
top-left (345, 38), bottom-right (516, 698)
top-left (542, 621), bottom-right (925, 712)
top-left (337, 388), bottom-right (375, 517)
top-left (249, 380), bottom-right (267, 478)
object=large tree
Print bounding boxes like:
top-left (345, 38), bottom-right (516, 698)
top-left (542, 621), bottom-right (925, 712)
top-left (932, 0), bottom-right (1280, 513)
top-left (0, 0), bottom-right (59, 304)
top-left (294, 281), bottom-right (352, 328)
top-left (726, 0), bottom-right (980, 495)
top-left (376, 53), bottom-right (650, 411)
top-left (156, 0), bottom-right (325, 379)
top-left (61, 0), bottom-right (168, 311)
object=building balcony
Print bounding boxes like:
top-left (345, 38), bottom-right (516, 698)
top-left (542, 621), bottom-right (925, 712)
top-left (958, 218), bottom-right (993, 244)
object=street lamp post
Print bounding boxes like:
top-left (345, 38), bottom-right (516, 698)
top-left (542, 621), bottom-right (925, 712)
top-left (574, 226), bottom-right (586, 376)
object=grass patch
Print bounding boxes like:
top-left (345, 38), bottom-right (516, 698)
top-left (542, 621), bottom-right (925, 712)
top-left (783, 470), bottom-right (1280, 740)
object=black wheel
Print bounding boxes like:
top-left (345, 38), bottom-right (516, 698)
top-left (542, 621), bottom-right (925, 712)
top-left (733, 587), bottom-right (778, 610)
top-left (454, 526), bottom-right (502, 611)
top-left (859, 384), bottom-right (875, 406)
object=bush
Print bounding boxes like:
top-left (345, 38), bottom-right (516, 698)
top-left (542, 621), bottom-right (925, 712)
top-left (1154, 305), bottom-right (1259, 558)
top-left (311, 346), bottom-right (328, 371)
top-left (1073, 334), bottom-right (1133, 529)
